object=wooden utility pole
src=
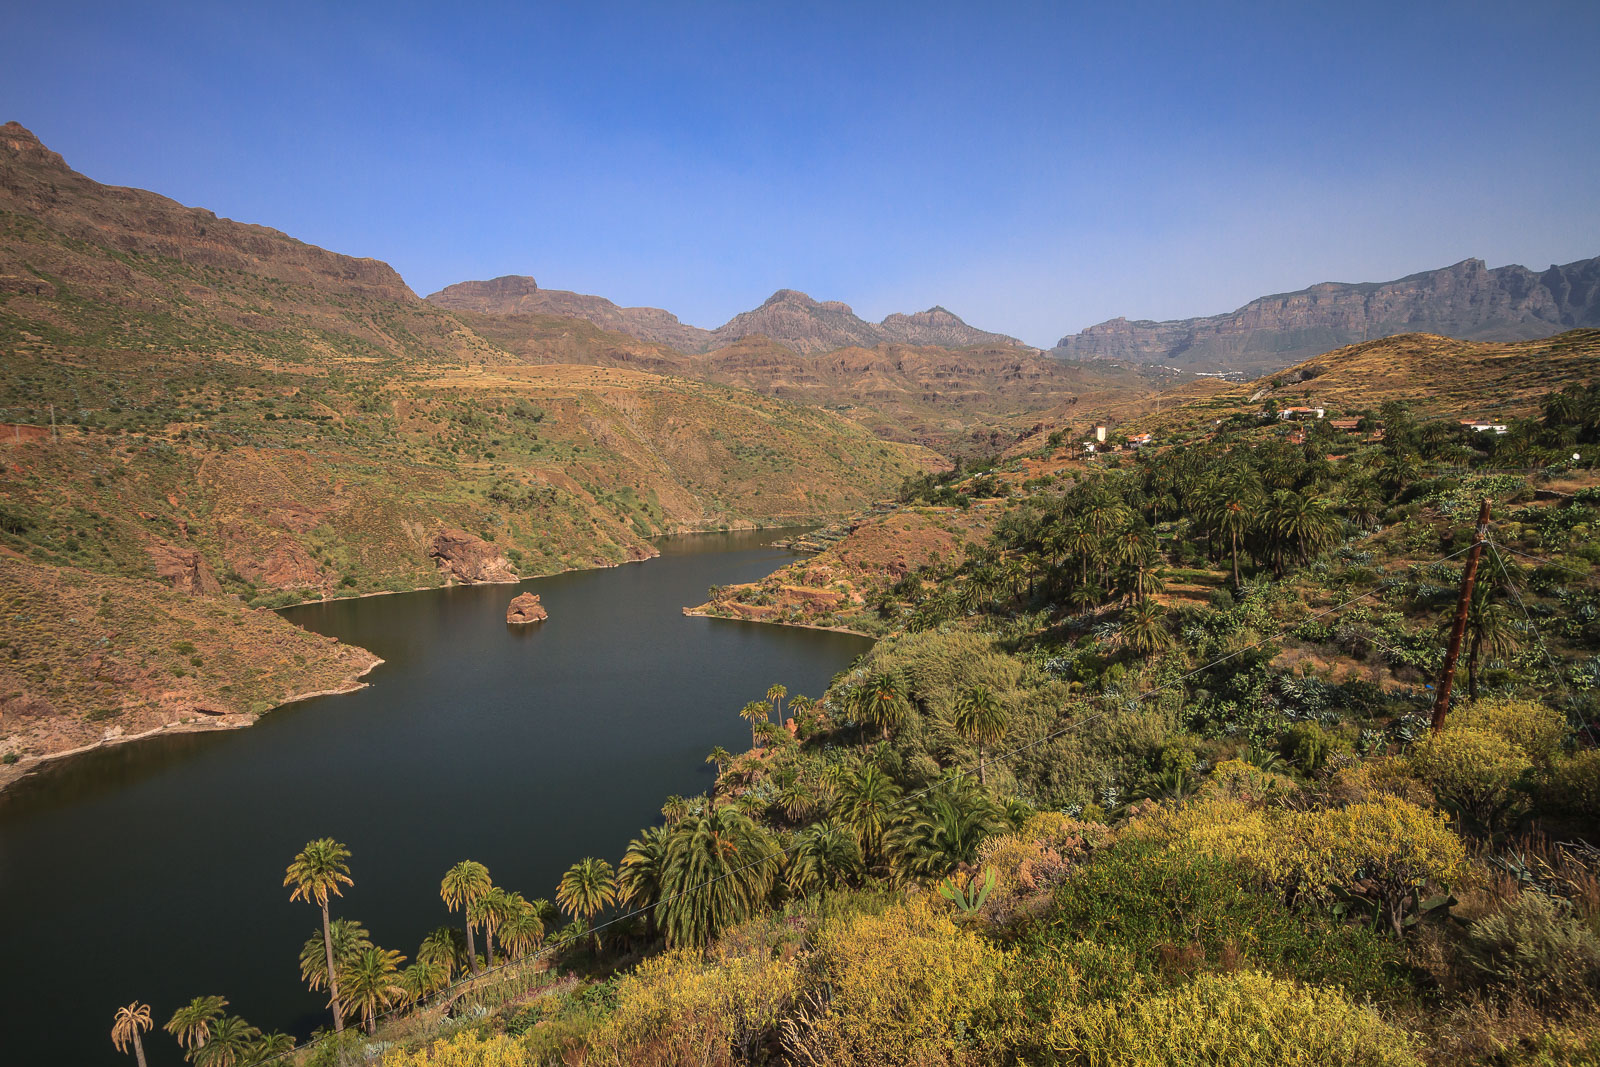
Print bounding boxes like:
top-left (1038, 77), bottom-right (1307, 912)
top-left (1432, 497), bottom-right (1491, 733)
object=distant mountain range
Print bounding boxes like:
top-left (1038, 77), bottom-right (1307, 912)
top-left (426, 276), bottom-right (1025, 355)
top-left (1051, 256), bottom-right (1600, 374)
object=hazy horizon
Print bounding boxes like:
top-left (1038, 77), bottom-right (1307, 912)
top-left (6, 0), bottom-right (1598, 346)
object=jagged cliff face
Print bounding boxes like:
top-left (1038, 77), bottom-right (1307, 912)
top-left (426, 275), bottom-right (716, 351)
top-left (427, 278), bottom-right (1024, 355)
top-left (1052, 256), bottom-right (1600, 375)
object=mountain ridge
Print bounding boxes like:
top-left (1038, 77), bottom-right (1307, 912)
top-left (426, 275), bottom-right (1026, 355)
top-left (1052, 255), bottom-right (1600, 375)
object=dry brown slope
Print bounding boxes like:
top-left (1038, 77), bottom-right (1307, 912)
top-left (0, 554), bottom-right (380, 785)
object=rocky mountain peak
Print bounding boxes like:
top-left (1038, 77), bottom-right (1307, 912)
top-left (0, 121), bottom-right (69, 172)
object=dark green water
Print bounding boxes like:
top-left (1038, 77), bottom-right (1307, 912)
top-left (0, 530), bottom-right (870, 1066)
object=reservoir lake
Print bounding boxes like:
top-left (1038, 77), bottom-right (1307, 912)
top-left (0, 529), bottom-right (870, 1065)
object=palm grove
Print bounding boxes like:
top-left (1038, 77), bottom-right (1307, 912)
top-left (115, 383), bottom-right (1600, 1065)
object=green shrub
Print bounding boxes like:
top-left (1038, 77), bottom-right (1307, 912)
top-left (1540, 750), bottom-right (1600, 821)
top-left (1281, 722), bottom-right (1337, 776)
top-left (1453, 698), bottom-right (1569, 767)
top-left (1029, 836), bottom-right (1415, 999)
top-left (1462, 893), bottom-right (1600, 1010)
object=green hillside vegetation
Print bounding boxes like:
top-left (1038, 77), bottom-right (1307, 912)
top-left (137, 382), bottom-right (1600, 1066)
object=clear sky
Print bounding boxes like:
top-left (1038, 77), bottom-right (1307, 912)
top-left (4, 1), bottom-right (1598, 347)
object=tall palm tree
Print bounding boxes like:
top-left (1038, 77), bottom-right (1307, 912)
top-left (658, 805), bottom-right (780, 948)
top-left (192, 1016), bottom-right (259, 1067)
top-left (299, 919), bottom-right (372, 1008)
top-left (1203, 473), bottom-right (1261, 588)
top-left (283, 838), bottom-right (354, 1035)
top-left (470, 886), bottom-right (512, 968)
top-left (338, 945), bottom-right (407, 1035)
top-left (766, 683), bottom-right (788, 724)
top-left (439, 860), bottom-right (492, 976)
top-left (739, 700), bottom-right (769, 748)
top-left (951, 685), bottom-right (1008, 787)
top-left (556, 858), bottom-right (617, 952)
top-left (111, 1002), bottom-right (153, 1067)
top-left (165, 995), bottom-right (227, 1058)
top-left (853, 670), bottom-right (911, 742)
top-left (1267, 489), bottom-right (1337, 574)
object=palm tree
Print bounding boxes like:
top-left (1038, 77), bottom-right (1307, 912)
top-left (784, 820), bottom-right (862, 898)
top-left (399, 960), bottom-right (450, 1008)
top-left (111, 1002), bottom-right (153, 1067)
top-left (298, 918), bottom-right (371, 1010)
top-left (1203, 473), bottom-right (1261, 588)
top-left (888, 782), bottom-right (1006, 879)
top-left (498, 895), bottom-right (545, 960)
top-left (283, 838), bottom-right (354, 1034)
top-left (471, 886), bottom-right (513, 968)
top-left (617, 824), bottom-right (667, 914)
top-left (951, 686), bottom-right (1008, 787)
top-left (192, 1016), bottom-right (259, 1067)
top-left (658, 805), bottom-right (780, 948)
top-left (165, 995), bottom-right (227, 1058)
top-left (416, 926), bottom-right (467, 979)
top-left (339, 945), bottom-right (407, 1035)
top-left (739, 700), bottom-right (769, 748)
top-left (853, 670), bottom-right (911, 741)
top-left (556, 857), bottom-right (617, 952)
top-left (1462, 587), bottom-right (1523, 699)
top-left (705, 745), bottom-right (733, 777)
top-left (766, 683), bottom-right (788, 724)
top-left (439, 860), bottom-right (492, 976)
top-left (1121, 601), bottom-right (1171, 656)
top-left (835, 763), bottom-right (904, 863)
top-left (1267, 489), bottom-right (1338, 574)
top-left (248, 1033), bottom-right (296, 1063)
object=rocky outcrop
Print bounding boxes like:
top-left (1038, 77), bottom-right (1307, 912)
top-left (145, 539), bottom-right (221, 595)
top-left (1052, 256), bottom-right (1600, 375)
top-left (428, 529), bottom-right (517, 584)
top-left (506, 592), bottom-right (547, 624)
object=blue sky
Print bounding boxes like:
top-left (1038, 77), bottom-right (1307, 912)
top-left (4, 1), bottom-right (1598, 346)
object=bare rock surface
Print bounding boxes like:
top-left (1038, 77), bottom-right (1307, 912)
top-left (506, 591), bottom-right (547, 624)
top-left (428, 529), bottom-right (517, 584)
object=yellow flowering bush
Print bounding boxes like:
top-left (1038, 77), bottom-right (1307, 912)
top-left (795, 894), bottom-right (1004, 1066)
top-left (1453, 698), bottom-right (1568, 767)
top-left (1041, 970), bottom-right (1422, 1066)
top-left (1129, 794), bottom-right (1465, 935)
top-left (381, 1033), bottom-right (531, 1067)
top-left (1409, 725), bottom-right (1531, 835)
top-left (585, 947), bottom-right (797, 1067)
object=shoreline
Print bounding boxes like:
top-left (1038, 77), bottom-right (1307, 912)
top-left (0, 656), bottom-right (385, 796)
top-left (1, 525), bottom-right (827, 795)
top-left (681, 606), bottom-right (876, 639)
